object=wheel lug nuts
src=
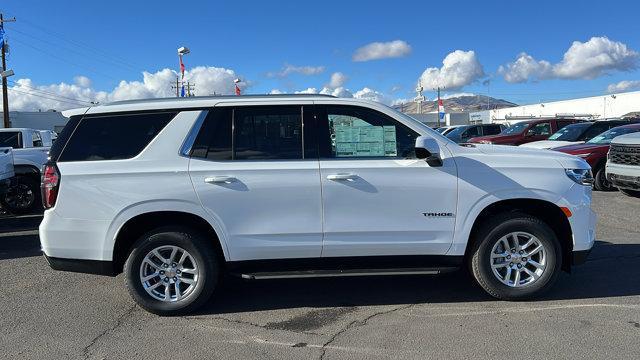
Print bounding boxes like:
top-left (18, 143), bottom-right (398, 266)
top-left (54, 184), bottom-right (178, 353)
top-left (159, 270), bottom-right (165, 275)
top-left (517, 264), bottom-right (522, 269)
top-left (506, 255), bottom-right (511, 260)
top-left (172, 263), bottom-right (177, 268)
top-left (163, 263), bottom-right (168, 268)
top-left (163, 277), bottom-right (169, 282)
top-left (509, 262), bottom-right (514, 267)
top-left (519, 250), bottom-right (524, 255)
top-left (511, 249), bottom-right (516, 253)
top-left (173, 277), bottom-right (178, 281)
top-left (176, 270), bottom-right (181, 274)
top-left (522, 257), bottom-right (527, 262)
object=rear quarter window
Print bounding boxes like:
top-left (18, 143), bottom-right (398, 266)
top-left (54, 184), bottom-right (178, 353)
top-left (57, 112), bottom-right (176, 162)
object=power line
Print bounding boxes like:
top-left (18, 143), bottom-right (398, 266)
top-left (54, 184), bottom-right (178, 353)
top-left (9, 27), bottom-right (140, 73)
top-left (8, 36), bottom-right (120, 81)
top-left (17, 17), bottom-right (144, 71)
top-left (7, 87), bottom-right (90, 107)
top-left (8, 79), bottom-right (94, 104)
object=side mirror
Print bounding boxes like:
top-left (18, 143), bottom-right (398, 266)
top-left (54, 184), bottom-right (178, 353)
top-left (415, 136), bottom-right (440, 159)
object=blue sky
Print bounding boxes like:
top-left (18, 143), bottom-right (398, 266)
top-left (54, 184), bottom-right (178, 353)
top-left (2, 0), bottom-right (640, 110)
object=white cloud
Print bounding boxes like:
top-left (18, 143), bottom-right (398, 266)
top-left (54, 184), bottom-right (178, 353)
top-left (440, 92), bottom-right (476, 99)
top-left (73, 76), bottom-right (92, 88)
top-left (327, 72), bottom-right (348, 88)
top-left (269, 89), bottom-right (284, 94)
top-left (498, 53), bottom-right (553, 83)
top-left (320, 86), bottom-right (353, 98)
top-left (2, 66), bottom-right (245, 111)
top-left (607, 80), bottom-right (640, 93)
top-left (418, 50), bottom-right (485, 90)
top-left (500, 37), bottom-right (639, 83)
top-left (267, 64), bottom-right (325, 78)
top-left (352, 40), bottom-right (412, 62)
top-left (353, 87), bottom-right (391, 104)
top-left (294, 87), bottom-right (318, 94)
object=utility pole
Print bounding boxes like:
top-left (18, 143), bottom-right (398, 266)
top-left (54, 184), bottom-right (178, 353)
top-left (436, 86), bottom-right (442, 127)
top-left (1, 13), bottom-right (16, 129)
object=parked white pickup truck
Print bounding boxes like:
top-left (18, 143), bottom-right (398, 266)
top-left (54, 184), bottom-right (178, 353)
top-left (0, 128), bottom-right (51, 213)
top-left (0, 147), bottom-right (15, 198)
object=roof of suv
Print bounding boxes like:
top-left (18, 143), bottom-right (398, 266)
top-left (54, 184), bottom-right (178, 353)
top-left (62, 94), bottom-right (360, 117)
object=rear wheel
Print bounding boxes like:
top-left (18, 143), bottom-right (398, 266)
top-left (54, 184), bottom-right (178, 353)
top-left (619, 189), bottom-right (640, 198)
top-left (124, 226), bottom-right (219, 315)
top-left (470, 213), bottom-right (561, 300)
top-left (0, 175), bottom-right (41, 214)
top-left (593, 165), bottom-right (614, 191)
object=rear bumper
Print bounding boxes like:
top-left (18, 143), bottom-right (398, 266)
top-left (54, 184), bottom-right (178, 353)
top-left (44, 253), bottom-right (115, 276)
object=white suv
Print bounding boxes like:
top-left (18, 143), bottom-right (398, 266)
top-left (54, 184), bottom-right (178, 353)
top-left (39, 95), bottom-right (596, 315)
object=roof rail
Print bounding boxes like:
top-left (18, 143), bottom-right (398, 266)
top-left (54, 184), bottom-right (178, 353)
top-left (103, 93), bottom-right (337, 106)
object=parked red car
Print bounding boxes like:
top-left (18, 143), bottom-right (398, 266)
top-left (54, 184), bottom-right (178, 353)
top-left (554, 123), bottom-right (640, 191)
top-left (468, 118), bottom-right (585, 145)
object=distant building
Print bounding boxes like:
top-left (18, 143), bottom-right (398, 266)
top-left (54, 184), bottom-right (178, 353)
top-left (470, 90), bottom-right (640, 124)
top-left (3, 110), bottom-right (69, 132)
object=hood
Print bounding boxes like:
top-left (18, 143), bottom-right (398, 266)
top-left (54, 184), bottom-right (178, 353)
top-left (553, 143), bottom-right (609, 154)
top-left (519, 140), bottom-right (583, 149)
top-left (469, 133), bottom-right (520, 143)
top-left (611, 132), bottom-right (640, 145)
top-left (471, 143), bottom-right (589, 170)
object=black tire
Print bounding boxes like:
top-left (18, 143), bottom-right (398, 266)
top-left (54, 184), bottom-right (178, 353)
top-left (593, 165), bottom-right (614, 191)
top-left (124, 226), bottom-right (219, 316)
top-left (0, 175), bottom-right (41, 214)
top-left (469, 212), bottom-right (562, 300)
top-left (619, 188), bottom-right (640, 198)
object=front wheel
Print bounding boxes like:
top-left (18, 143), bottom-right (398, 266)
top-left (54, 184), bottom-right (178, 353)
top-left (619, 188), bottom-right (640, 198)
top-left (124, 227), bottom-right (219, 315)
top-left (470, 213), bottom-right (561, 300)
top-left (593, 166), bottom-right (614, 191)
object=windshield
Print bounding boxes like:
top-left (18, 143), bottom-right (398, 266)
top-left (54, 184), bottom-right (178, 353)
top-left (445, 126), bottom-right (469, 138)
top-left (587, 127), bottom-right (640, 144)
top-left (548, 123), bottom-right (591, 141)
top-left (500, 122), bottom-right (529, 135)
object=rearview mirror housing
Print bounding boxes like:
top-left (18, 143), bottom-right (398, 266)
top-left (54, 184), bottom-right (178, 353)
top-left (415, 136), bottom-right (440, 160)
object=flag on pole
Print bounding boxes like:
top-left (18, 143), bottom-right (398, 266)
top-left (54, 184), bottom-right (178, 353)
top-left (180, 85), bottom-right (185, 97)
top-left (0, 24), bottom-right (4, 50)
top-left (235, 84), bottom-right (241, 96)
top-left (438, 98), bottom-right (445, 120)
top-left (179, 55), bottom-right (185, 78)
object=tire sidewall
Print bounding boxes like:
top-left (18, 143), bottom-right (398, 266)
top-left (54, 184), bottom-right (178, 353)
top-left (1, 175), bottom-right (41, 214)
top-left (124, 227), bottom-right (218, 315)
top-left (594, 166), bottom-right (614, 191)
top-left (473, 217), bottom-right (561, 299)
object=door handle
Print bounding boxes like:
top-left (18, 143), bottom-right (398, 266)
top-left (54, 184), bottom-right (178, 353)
top-left (204, 176), bottom-right (237, 184)
top-left (326, 173), bottom-right (358, 181)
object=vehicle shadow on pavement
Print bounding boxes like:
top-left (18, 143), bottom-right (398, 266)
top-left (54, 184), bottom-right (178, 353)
top-left (198, 240), bottom-right (640, 315)
top-left (0, 232), bottom-right (42, 260)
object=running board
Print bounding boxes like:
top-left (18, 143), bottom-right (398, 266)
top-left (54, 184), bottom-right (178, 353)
top-left (237, 267), bottom-right (458, 280)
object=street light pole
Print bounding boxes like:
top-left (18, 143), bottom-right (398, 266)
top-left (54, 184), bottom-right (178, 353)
top-left (1, 13), bottom-right (16, 128)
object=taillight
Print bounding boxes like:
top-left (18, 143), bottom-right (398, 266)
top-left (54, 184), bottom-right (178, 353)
top-left (41, 163), bottom-right (60, 209)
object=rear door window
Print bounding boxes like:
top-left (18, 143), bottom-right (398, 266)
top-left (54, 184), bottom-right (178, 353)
top-left (527, 122), bottom-right (551, 136)
top-left (0, 131), bottom-right (22, 148)
top-left (57, 112), bottom-right (176, 162)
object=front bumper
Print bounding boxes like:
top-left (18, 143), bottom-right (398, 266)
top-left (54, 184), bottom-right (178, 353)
top-left (606, 163), bottom-right (640, 190)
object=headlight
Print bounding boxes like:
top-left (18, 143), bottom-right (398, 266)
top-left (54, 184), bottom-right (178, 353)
top-left (577, 153), bottom-right (591, 158)
top-left (565, 168), bottom-right (594, 186)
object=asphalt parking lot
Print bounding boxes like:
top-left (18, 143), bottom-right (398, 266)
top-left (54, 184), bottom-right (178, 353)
top-left (1, 192), bottom-right (639, 360)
